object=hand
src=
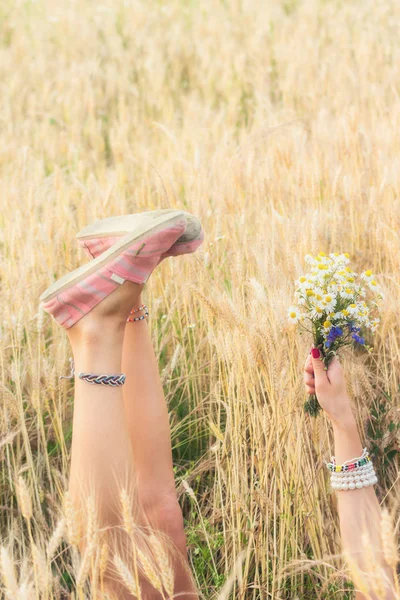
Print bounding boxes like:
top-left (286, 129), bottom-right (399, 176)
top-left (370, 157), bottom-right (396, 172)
top-left (304, 349), bottom-right (356, 429)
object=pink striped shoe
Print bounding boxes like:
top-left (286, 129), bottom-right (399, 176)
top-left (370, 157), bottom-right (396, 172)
top-left (76, 209), bottom-right (203, 261)
top-left (40, 212), bottom-right (187, 329)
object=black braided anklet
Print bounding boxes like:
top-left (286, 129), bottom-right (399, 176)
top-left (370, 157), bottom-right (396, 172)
top-left (60, 359), bottom-right (126, 387)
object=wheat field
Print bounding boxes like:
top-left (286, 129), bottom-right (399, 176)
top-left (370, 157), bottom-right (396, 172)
top-left (0, 0), bottom-right (399, 598)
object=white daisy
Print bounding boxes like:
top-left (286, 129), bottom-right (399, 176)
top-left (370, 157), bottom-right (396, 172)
top-left (310, 303), bottom-right (326, 320)
top-left (321, 293), bottom-right (337, 312)
top-left (309, 286), bottom-right (324, 300)
top-left (312, 262), bottom-right (331, 276)
top-left (336, 253), bottom-right (351, 264)
top-left (367, 279), bottom-right (380, 293)
top-left (353, 302), bottom-right (369, 318)
top-left (339, 287), bottom-right (355, 300)
top-left (295, 276), bottom-right (314, 291)
top-left (355, 285), bottom-right (367, 298)
top-left (347, 303), bottom-right (359, 316)
top-left (360, 269), bottom-right (374, 282)
top-left (331, 269), bottom-right (346, 282)
top-left (326, 283), bottom-right (340, 295)
top-left (369, 318), bottom-right (380, 332)
top-left (315, 252), bottom-right (333, 265)
top-left (334, 309), bottom-right (351, 320)
top-left (288, 306), bottom-right (303, 324)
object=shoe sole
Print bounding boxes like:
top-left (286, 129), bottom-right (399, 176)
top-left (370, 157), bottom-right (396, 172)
top-left (40, 211), bottom-right (185, 304)
top-left (76, 209), bottom-right (202, 243)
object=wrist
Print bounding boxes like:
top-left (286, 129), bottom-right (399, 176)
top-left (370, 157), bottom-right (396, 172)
top-left (331, 418), bottom-right (364, 464)
top-left (330, 405), bottom-right (357, 434)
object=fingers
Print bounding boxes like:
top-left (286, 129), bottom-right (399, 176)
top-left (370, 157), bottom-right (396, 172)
top-left (310, 347), bottom-right (329, 391)
top-left (304, 354), bottom-right (315, 395)
top-left (326, 355), bottom-right (343, 383)
top-left (304, 378), bottom-right (315, 394)
top-left (304, 354), bottom-right (314, 375)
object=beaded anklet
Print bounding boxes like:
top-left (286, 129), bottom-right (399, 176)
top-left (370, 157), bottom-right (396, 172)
top-left (60, 358), bottom-right (126, 387)
top-left (326, 448), bottom-right (378, 491)
top-left (127, 304), bottom-right (149, 323)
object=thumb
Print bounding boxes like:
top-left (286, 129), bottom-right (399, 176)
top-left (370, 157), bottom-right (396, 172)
top-left (310, 347), bottom-right (328, 389)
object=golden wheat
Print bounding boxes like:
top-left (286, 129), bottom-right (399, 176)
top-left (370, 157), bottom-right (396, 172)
top-left (136, 544), bottom-right (165, 596)
top-left (46, 517), bottom-right (66, 561)
top-left (15, 476), bottom-right (32, 522)
top-left (1, 0), bottom-right (400, 598)
top-left (113, 553), bottom-right (140, 597)
top-left (63, 491), bottom-right (82, 549)
top-left (149, 532), bottom-right (175, 598)
top-left (0, 547), bottom-right (18, 599)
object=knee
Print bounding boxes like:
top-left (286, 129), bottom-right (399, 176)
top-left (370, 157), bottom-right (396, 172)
top-left (140, 491), bottom-right (187, 552)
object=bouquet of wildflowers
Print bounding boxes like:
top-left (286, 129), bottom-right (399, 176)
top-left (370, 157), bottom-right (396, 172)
top-left (288, 253), bottom-right (383, 416)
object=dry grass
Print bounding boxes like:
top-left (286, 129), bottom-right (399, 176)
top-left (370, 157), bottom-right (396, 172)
top-left (0, 0), bottom-right (399, 597)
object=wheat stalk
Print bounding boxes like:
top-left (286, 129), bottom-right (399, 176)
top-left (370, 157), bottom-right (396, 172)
top-left (343, 550), bottom-right (370, 597)
top-left (15, 476), bottom-right (32, 521)
top-left (76, 540), bottom-right (96, 591)
top-left (63, 491), bottom-right (81, 548)
top-left (120, 488), bottom-right (136, 538)
top-left (380, 508), bottom-right (399, 571)
top-left (0, 547), bottom-right (18, 598)
top-left (99, 542), bottom-right (110, 586)
top-left (46, 517), bottom-right (66, 561)
top-left (362, 532), bottom-right (389, 600)
top-left (113, 553), bottom-right (140, 597)
top-left (136, 545), bottom-right (164, 595)
top-left (149, 533), bottom-right (175, 598)
top-left (31, 543), bottom-right (48, 592)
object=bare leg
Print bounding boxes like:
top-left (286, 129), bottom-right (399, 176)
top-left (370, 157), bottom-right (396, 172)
top-left (122, 293), bottom-right (198, 599)
top-left (67, 282), bottom-right (143, 599)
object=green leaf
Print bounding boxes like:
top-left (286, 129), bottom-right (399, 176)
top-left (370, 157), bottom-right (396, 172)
top-left (304, 395), bottom-right (322, 417)
top-left (386, 449), bottom-right (398, 462)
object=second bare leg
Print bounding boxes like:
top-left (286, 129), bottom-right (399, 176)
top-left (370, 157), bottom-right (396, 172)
top-left (122, 295), bottom-right (198, 599)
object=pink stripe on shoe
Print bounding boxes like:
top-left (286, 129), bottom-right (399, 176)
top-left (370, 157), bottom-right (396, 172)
top-left (108, 222), bottom-right (186, 283)
top-left (42, 272), bottom-right (119, 328)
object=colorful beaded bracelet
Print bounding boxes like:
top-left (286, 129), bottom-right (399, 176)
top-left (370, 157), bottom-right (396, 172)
top-left (127, 304), bottom-right (149, 323)
top-left (326, 448), bottom-right (371, 473)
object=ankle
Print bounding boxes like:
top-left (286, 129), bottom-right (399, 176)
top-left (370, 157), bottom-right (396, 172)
top-left (67, 314), bottom-right (126, 346)
top-left (67, 317), bottom-right (127, 374)
top-left (132, 295), bottom-right (143, 310)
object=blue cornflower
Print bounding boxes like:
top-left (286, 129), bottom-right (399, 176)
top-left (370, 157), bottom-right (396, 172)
top-left (347, 321), bottom-right (361, 334)
top-left (325, 326), bottom-right (344, 347)
top-left (352, 333), bottom-right (365, 345)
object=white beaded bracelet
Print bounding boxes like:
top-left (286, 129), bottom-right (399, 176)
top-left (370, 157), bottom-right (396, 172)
top-left (326, 448), bottom-right (378, 491)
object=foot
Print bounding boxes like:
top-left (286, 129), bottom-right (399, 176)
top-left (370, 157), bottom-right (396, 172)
top-left (67, 282), bottom-right (143, 344)
top-left (41, 212), bottom-right (186, 329)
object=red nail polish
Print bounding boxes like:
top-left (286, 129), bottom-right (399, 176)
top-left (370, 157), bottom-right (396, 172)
top-left (311, 348), bottom-right (321, 359)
